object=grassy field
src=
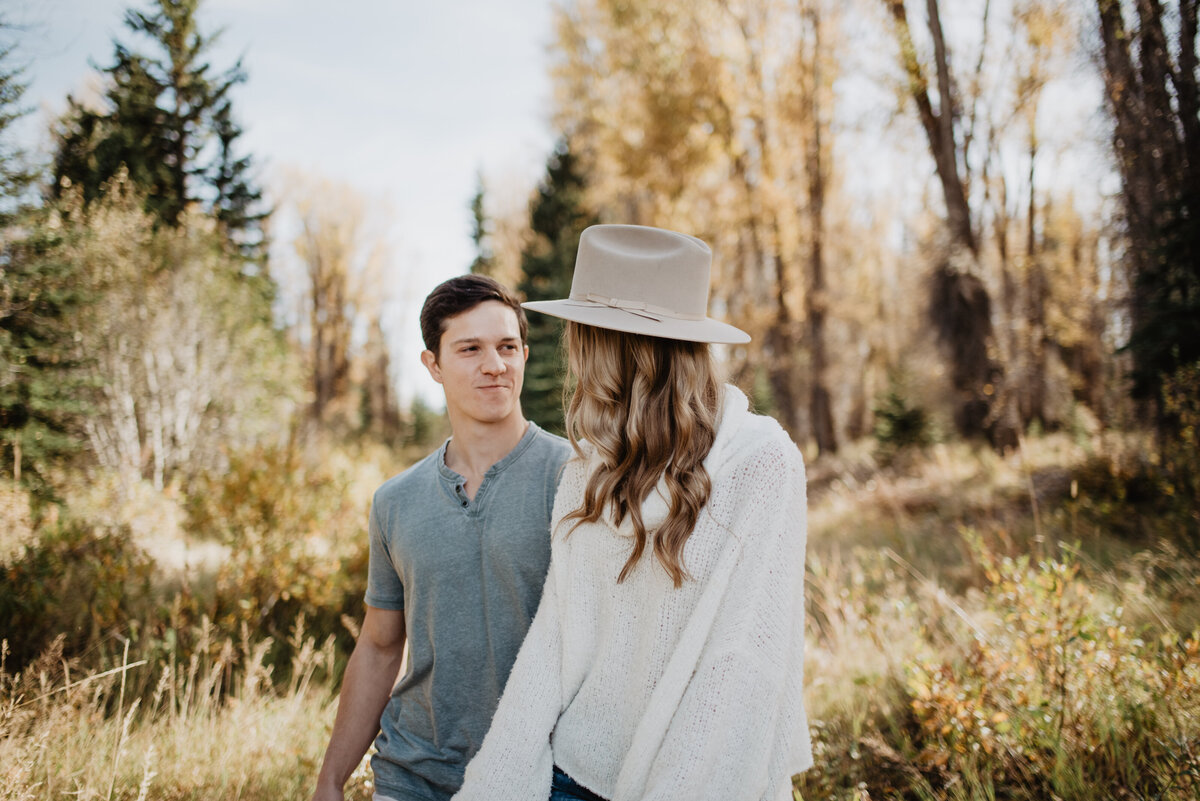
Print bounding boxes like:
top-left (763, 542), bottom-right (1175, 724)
top-left (2, 431), bottom-right (1197, 800)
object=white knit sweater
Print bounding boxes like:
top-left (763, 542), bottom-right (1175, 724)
top-left (452, 385), bottom-right (811, 801)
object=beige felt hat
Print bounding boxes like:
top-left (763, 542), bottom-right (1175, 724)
top-left (521, 224), bottom-right (750, 344)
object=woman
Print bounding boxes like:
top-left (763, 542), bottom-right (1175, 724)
top-left (451, 224), bottom-right (811, 801)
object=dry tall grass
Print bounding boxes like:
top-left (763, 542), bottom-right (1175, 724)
top-left (0, 617), bottom-right (376, 801)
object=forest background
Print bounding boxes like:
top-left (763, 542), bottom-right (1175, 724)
top-left (2, 1), bottom-right (1199, 799)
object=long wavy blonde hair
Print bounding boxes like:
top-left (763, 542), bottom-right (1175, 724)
top-left (562, 322), bottom-right (721, 587)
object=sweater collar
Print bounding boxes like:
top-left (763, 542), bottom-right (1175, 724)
top-left (587, 383), bottom-right (750, 538)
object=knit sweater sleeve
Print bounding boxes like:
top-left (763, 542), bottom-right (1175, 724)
top-left (632, 431), bottom-right (809, 801)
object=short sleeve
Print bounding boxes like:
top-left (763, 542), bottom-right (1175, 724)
top-left (363, 498), bottom-right (405, 610)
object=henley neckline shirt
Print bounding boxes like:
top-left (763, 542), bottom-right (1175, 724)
top-left (364, 421), bottom-right (571, 801)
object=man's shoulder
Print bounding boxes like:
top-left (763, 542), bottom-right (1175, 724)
top-left (526, 425), bottom-right (573, 463)
top-left (372, 446), bottom-right (444, 507)
top-left (512, 426), bottom-right (572, 507)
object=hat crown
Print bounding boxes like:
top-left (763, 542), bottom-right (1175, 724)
top-left (520, 223), bottom-right (750, 344)
top-left (570, 225), bottom-right (711, 321)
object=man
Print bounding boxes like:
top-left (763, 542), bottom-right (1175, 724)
top-left (312, 275), bottom-right (572, 801)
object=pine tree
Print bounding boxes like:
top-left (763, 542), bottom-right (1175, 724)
top-left (517, 141), bottom-right (595, 435)
top-left (468, 172), bottom-right (494, 276)
top-left (0, 219), bottom-right (91, 494)
top-left (0, 23), bottom-right (89, 493)
top-left (0, 32), bottom-right (33, 222)
top-left (1129, 186), bottom-right (1200, 414)
top-left (210, 98), bottom-right (268, 263)
top-left (51, 0), bottom-right (266, 259)
top-left (1096, 1), bottom-right (1200, 422)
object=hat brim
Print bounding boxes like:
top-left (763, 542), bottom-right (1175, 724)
top-left (522, 299), bottom-right (751, 345)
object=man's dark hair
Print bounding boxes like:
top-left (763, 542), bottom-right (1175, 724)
top-left (420, 274), bottom-right (528, 357)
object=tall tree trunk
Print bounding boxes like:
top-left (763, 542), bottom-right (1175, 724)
top-left (724, 7), bottom-right (806, 439)
top-left (990, 139), bottom-right (1018, 370)
top-left (806, 6), bottom-right (837, 455)
top-left (764, 250), bottom-right (804, 439)
top-left (1025, 137), bottom-right (1047, 427)
top-left (1179, 0), bottom-right (1200, 179)
top-left (1098, 0), bottom-right (1157, 351)
top-left (884, 0), bottom-right (977, 256)
top-left (884, 0), bottom-right (1011, 444)
top-left (363, 316), bottom-right (401, 442)
top-left (1097, 0), bottom-right (1200, 424)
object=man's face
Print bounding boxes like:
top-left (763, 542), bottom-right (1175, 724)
top-left (421, 300), bottom-right (528, 426)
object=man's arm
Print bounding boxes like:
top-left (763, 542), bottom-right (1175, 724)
top-left (312, 605), bottom-right (407, 801)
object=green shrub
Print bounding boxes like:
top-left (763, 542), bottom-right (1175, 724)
top-left (905, 545), bottom-right (1200, 800)
top-left (1068, 403), bottom-right (1199, 546)
top-left (182, 440), bottom-right (370, 672)
top-left (2, 437), bottom-right (380, 688)
top-left (0, 520), bottom-right (154, 671)
top-left (874, 385), bottom-right (930, 460)
top-left (1161, 363), bottom-right (1200, 525)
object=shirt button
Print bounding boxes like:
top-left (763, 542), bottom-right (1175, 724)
top-left (461, 500), bottom-right (468, 507)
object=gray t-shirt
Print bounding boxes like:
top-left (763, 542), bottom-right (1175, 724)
top-left (364, 421), bottom-right (572, 801)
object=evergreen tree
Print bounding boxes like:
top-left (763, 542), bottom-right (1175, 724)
top-left (517, 140), bottom-right (595, 435)
top-left (210, 97), bottom-right (267, 263)
top-left (468, 171), bottom-right (493, 275)
top-left (51, 0), bottom-right (266, 259)
top-left (0, 23), bottom-right (89, 493)
top-left (0, 217), bottom-right (91, 494)
top-left (1128, 186), bottom-right (1200, 406)
top-left (1096, 1), bottom-right (1200, 424)
top-left (0, 30), bottom-right (33, 221)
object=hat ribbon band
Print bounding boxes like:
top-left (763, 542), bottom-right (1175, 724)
top-left (574, 292), bottom-right (703, 322)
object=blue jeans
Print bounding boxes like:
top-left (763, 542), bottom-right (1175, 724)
top-left (550, 765), bottom-right (609, 801)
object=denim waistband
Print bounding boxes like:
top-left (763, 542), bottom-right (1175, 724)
top-left (551, 765), bottom-right (609, 801)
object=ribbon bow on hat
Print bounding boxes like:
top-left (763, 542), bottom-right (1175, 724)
top-left (572, 291), bottom-right (698, 322)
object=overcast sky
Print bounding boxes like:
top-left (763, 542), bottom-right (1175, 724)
top-left (8, 0), bottom-right (559, 404)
